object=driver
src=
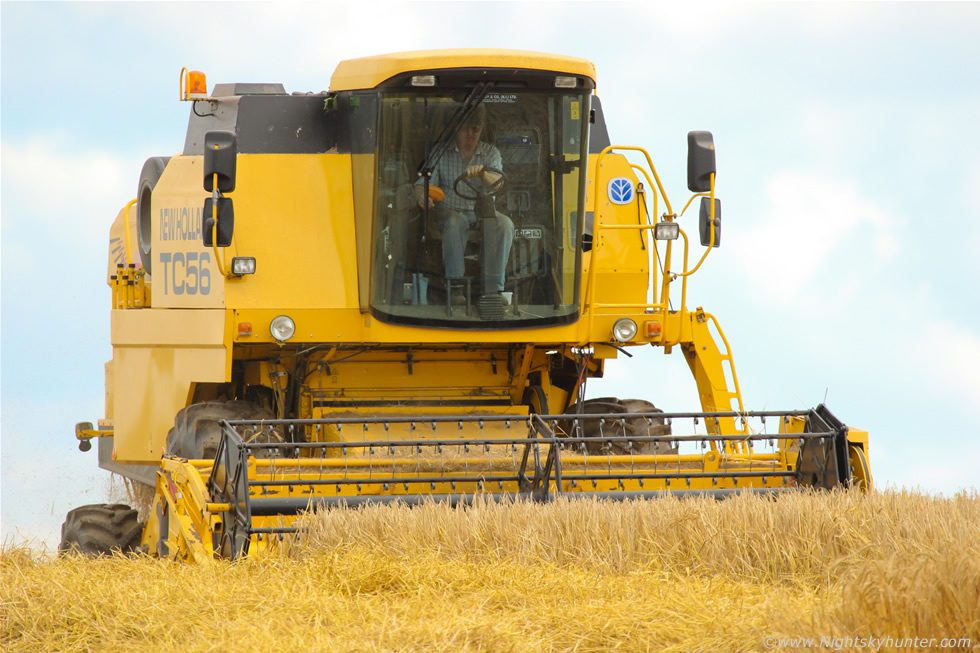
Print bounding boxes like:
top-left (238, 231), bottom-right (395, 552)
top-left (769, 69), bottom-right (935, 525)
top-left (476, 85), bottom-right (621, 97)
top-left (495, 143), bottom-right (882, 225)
top-left (414, 104), bottom-right (514, 297)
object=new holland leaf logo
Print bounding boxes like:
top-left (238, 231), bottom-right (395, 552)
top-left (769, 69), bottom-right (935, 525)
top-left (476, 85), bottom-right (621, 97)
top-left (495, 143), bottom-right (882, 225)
top-left (608, 177), bottom-right (634, 205)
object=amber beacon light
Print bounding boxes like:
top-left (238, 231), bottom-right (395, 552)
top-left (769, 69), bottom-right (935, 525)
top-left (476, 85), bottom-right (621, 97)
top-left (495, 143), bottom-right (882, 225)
top-left (180, 67), bottom-right (208, 101)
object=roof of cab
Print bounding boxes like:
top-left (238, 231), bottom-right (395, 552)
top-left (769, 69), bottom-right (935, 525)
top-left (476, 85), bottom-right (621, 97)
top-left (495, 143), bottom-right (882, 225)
top-left (329, 49), bottom-right (597, 91)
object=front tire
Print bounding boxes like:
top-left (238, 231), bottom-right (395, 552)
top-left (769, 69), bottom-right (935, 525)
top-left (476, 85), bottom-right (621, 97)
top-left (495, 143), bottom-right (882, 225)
top-left (59, 504), bottom-right (142, 556)
top-left (166, 400), bottom-right (284, 460)
top-left (561, 397), bottom-right (675, 455)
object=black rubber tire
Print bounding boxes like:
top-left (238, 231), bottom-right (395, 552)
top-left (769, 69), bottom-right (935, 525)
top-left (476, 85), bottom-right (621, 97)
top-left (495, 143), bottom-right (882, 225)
top-left (166, 400), bottom-right (284, 460)
top-left (59, 503), bottom-right (142, 556)
top-left (560, 397), bottom-right (675, 455)
top-left (136, 156), bottom-right (171, 275)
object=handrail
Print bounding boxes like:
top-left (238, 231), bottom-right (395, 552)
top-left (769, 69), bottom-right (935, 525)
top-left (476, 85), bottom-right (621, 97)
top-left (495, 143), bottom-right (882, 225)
top-left (122, 198), bottom-right (137, 266)
top-left (701, 309), bottom-right (746, 417)
top-left (587, 146), bottom-right (674, 338)
top-left (632, 164), bottom-right (660, 308)
top-left (589, 302), bottom-right (669, 311)
top-left (671, 173), bottom-right (716, 278)
top-left (587, 145), bottom-right (722, 322)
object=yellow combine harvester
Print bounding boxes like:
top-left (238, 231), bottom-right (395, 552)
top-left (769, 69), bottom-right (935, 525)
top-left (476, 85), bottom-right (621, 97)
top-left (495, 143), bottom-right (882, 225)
top-left (63, 50), bottom-right (872, 561)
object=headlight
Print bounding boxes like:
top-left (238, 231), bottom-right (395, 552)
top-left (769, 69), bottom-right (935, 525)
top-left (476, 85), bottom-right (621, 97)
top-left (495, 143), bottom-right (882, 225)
top-left (270, 315), bottom-right (295, 342)
top-left (612, 318), bottom-right (637, 343)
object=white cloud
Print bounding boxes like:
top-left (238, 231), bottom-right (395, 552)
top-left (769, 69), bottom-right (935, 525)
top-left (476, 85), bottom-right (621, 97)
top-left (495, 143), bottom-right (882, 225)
top-left (1, 137), bottom-right (137, 242)
top-left (968, 166), bottom-right (980, 254)
top-left (730, 171), bottom-right (897, 299)
top-left (916, 321), bottom-right (980, 406)
top-left (877, 440), bottom-right (980, 495)
top-left (631, 2), bottom-right (753, 41)
top-left (971, 166), bottom-right (980, 214)
top-left (795, 102), bottom-right (873, 167)
top-left (120, 3), bottom-right (435, 86)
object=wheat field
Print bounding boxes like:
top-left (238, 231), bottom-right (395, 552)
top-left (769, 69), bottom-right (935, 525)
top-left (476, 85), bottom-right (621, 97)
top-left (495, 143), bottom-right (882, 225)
top-left (3, 490), bottom-right (978, 652)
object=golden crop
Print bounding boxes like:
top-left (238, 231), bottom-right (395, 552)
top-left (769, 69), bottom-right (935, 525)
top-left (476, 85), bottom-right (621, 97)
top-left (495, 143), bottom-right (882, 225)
top-left (3, 490), bottom-right (978, 652)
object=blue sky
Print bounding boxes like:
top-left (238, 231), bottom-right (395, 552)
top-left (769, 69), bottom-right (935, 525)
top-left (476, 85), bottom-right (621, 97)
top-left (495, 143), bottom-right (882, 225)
top-left (3, 2), bottom-right (979, 548)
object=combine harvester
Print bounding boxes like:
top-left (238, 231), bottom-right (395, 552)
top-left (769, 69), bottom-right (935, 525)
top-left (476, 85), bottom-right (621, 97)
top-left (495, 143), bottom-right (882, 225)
top-left (64, 50), bottom-right (872, 561)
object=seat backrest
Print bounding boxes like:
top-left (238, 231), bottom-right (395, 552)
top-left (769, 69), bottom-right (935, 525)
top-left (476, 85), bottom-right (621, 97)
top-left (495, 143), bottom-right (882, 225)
top-left (496, 128), bottom-right (543, 187)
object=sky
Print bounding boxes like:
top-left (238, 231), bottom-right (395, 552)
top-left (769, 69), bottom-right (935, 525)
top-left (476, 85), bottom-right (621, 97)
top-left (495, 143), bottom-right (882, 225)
top-left (2, 1), bottom-right (979, 549)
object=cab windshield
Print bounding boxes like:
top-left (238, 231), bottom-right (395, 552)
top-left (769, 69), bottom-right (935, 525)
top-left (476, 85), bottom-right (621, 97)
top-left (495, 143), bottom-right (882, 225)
top-left (370, 87), bottom-right (590, 328)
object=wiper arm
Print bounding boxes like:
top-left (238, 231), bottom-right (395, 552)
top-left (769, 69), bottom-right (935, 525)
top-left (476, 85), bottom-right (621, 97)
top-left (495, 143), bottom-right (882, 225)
top-left (418, 82), bottom-right (494, 179)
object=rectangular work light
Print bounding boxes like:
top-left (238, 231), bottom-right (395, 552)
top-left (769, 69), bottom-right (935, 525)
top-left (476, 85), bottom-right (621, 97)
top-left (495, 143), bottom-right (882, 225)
top-left (654, 222), bottom-right (679, 241)
top-left (231, 257), bottom-right (256, 276)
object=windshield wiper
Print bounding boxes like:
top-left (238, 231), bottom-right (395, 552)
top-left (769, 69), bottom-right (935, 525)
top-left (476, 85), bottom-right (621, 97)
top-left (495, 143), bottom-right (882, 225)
top-left (418, 82), bottom-right (494, 179)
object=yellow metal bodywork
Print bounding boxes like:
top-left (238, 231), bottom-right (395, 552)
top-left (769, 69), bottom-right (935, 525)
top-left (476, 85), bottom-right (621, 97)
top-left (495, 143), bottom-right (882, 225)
top-left (110, 309), bottom-right (228, 462)
top-left (149, 156), bottom-right (225, 309)
top-left (107, 201), bottom-right (141, 277)
top-left (87, 50), bottom-right (871, 560)
top-left (844, 427), bottom-right (872, 490)
top-left (104, 140), bottom-right (806, 462)
top-left (329, 49), bottom-right (596, 92)
top-left (586, 153), bottom-right (651, 308)
top-left (144, 458), bottom-right (221, 563)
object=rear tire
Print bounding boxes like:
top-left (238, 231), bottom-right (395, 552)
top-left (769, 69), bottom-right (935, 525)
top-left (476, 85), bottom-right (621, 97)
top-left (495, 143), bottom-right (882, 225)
top-left (136, 156), bottom-right (170, 274)
top-left (166, 400), bottom-right (284, 460)
top-left (59, 504), bottom-right (142, 556)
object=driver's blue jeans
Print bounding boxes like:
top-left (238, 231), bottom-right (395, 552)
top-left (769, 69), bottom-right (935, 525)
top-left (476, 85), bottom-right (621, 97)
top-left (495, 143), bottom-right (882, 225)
top-left (440, 209), bottom-right (515, 292)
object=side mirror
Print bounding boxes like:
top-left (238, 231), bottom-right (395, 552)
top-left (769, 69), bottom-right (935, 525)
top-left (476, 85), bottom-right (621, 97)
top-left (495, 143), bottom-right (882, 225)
top-left (203, 130), bottom-right (236, 247)
top-left (203, 198), bottom-right (235, 247)
top-left (204, 131), bottom-right (237, 192)
top-left (687, 131), bottom-right (716, 193)
top-left (699, 197), bottom-right (721, 247)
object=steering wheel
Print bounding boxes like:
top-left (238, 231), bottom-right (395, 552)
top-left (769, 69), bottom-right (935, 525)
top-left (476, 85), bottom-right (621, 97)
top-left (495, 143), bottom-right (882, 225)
top-left (452, 167), bottom-right (507, 201)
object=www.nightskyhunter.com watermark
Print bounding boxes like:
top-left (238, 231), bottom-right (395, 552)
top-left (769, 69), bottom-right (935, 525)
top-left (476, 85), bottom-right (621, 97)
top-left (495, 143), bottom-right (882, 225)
top-left (763, 635), bottom-right (973, 650)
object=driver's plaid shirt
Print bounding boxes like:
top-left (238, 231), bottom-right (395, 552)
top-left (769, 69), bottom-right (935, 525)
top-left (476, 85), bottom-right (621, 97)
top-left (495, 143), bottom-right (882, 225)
top-left (419, 141), bottom-right (503, 215)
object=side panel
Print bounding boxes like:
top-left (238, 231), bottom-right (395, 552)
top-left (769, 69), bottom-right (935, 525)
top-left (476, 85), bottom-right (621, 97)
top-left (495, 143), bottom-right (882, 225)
top-left (111, 309), bottom-right (229, 463)
top-left (150, 157), bottom-right (225, 308)
top-left (149, 153), bottom-right (360, 311)
top-left (587, 153), bottom-right (650, 308)
top-left (225, 154), bottom-right (360, 310)
top-left (107, 202), bottom-right (141, 278)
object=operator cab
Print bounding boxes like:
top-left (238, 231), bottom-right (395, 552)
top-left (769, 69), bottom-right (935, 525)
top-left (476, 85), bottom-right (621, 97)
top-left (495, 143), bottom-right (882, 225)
top-left (366, 69), bottom-right (593, 328)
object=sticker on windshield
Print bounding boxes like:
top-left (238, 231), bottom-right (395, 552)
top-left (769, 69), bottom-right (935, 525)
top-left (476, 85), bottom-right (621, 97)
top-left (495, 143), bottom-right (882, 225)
top-left (484, 93), bottom-right (517, 103)
top-left (608, 177), bottom-right (635, 205)
top-left (516, 228), bottom-right (542, 240)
